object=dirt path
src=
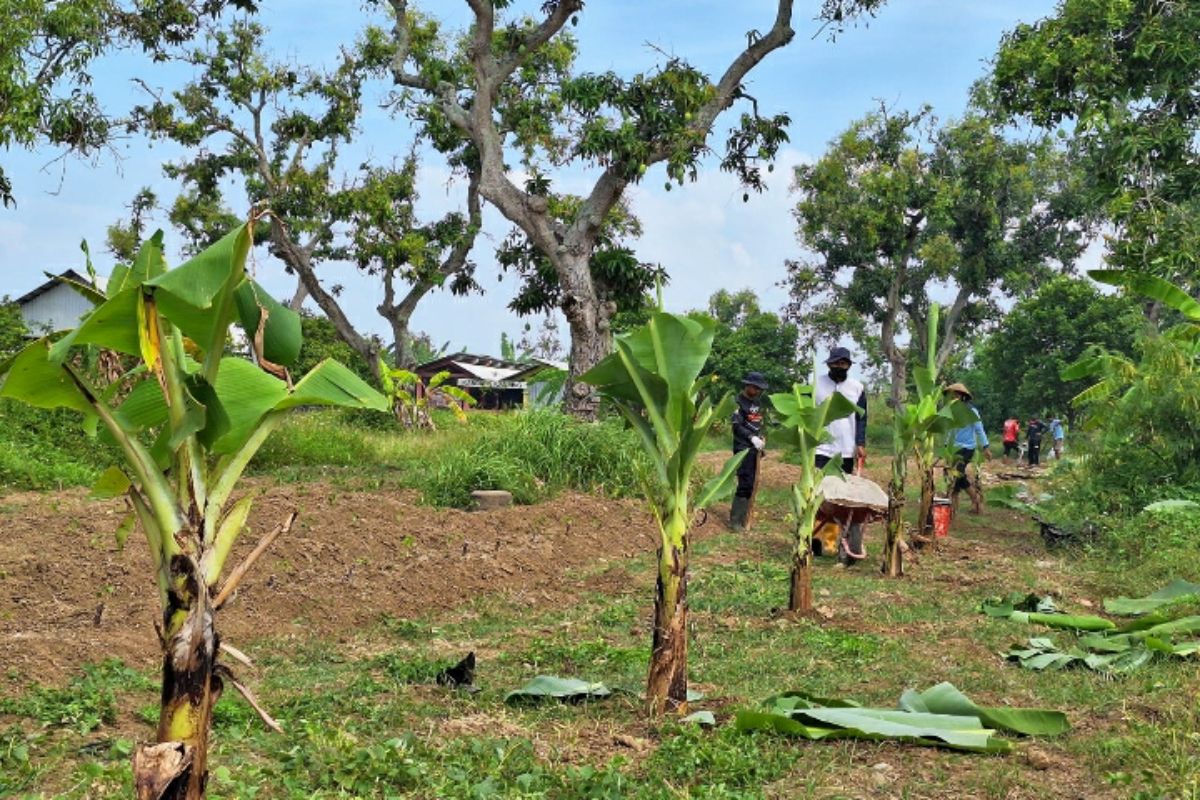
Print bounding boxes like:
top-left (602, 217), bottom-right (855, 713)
top-left (0, 482), bottom-right (674, 690)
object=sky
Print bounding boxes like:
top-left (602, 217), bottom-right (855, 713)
top-left (1, 0), bottom-right (1067, 358)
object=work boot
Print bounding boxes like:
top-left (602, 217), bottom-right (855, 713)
top-left (729, 496), bottom-right (750, 532)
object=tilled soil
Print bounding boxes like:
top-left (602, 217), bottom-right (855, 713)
top-left (0, 482), bottom-right (666, 691)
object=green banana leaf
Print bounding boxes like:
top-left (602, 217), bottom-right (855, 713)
top-left (898, 682), bottom-right (1069, 736)
top-left (979, 593), bottom-right (1058, 618)
top-left (1008, 611), bottom-right (1115, 632)
top-left (1104, 580), bottom-right (1200, 616)
top-left (682, 710), bottom-right (716, 727)
top-left (736, 683), bottom-right (1067, 753)
top-left (504, 676), bottom-right (613, 704)
top-left (1142, 500), bottom-right (1200, 514)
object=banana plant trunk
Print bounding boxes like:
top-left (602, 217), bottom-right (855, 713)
top-left (646, 508), bottom-right (689, 715)
top-left (883, 433), bottom-right (907, 577)
top-left (788, 484), bottom-right (818, 614)
top-left (916, 465), bottom-right (935, 544)
top-left (134, 572), bottom-right (219, 800)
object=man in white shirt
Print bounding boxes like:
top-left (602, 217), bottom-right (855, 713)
top-left (813, 347), bottom-right (868, 565)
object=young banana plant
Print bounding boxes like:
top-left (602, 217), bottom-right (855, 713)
top-left (883, 372), bottom-right (977, 576)
top-left (768, 383), bottom-right (858, 612)
top-left (0, 223), bottom-right (388, 799)
top-left (379, 362), bottom-right (476, 429)
top-left (582, 310), bottom-right (745, 715)
top-left (913, 303), bottom-right (943, 543)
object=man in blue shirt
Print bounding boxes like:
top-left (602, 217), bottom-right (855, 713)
top-left (944, 383), bottom-right (991, 515)
top-left (1049, 417), bottom-right (1065, 460)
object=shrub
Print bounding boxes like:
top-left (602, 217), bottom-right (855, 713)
top-left (421, 410), bottom-right (648, 507)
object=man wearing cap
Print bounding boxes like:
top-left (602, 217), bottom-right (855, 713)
top-left (729, 372), bottom-right (769, 531)
top-left (945, 383), bottom-right (990, 514)
top-left (814, 347), bottom-right (868, 564)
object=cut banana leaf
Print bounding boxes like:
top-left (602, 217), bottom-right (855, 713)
top-left (504, 676), bottom-right (613, 704)
top-left (736, 706), bottom-right (1009, 753)
top-left (899, 682), bottom-right (1069, 736)
top-left (682, 710), bottom-right (716, 727)
top-left (1105, 580), bottom-right (1200, 616)
top-left (980, 593), bottom-right (1058, 617)
top-left (1009, 610), bottom-right (1116, 632)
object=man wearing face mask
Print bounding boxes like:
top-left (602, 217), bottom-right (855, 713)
top-left (814, 347), bottom-right (868, 564)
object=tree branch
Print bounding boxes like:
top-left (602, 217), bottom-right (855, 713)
top-left (936, 283), bottom-right (973, 368)
top-left (694, 0), bottom-right (795, 132)
top-left (496, 0), bottom-right (583, 82)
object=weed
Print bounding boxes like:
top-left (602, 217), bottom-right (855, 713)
top-left (0, 659), bottom-right (152, 734)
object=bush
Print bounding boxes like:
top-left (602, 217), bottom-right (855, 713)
top-left (422, 410), bottom-right (649, 507)
top-left (0, 400), bottom-right (115, 490)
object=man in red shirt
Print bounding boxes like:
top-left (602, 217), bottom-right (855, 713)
top-left (1002, 417), bottom-right (1020, 462)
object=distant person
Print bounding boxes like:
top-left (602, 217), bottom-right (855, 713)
top-left (1002, 417), bottom-right (1021, 462)
top-left (729, 372), bottom-right (769, 531)
top-left (814, 347), bottom-right (868, 565)
top-left (1026, 417), bottom-right (1047, 466)
top-left (1049, 417), bottom-right (1065, 460)
top-left (944, 383), bottom-right (990, 515)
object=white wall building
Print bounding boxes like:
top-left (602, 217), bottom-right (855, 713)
top-left (13, 270), bottom-right (106, 334)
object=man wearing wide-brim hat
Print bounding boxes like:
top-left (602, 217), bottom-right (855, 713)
top-left (729, 372), bottom-right (769, 531)
top-left (944, 382), bottom-right (991, 514)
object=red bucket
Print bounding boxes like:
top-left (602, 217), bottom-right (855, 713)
top-left (932, 498), bottom-right (953, 538)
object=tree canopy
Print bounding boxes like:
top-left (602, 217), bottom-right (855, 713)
top-left (131, 20), bottom-right (481, 371)
top-left (380, 0), bottom-right (886, 415)
top-left (0, 0), bottom-right (256, 207)
top-left (786, 106), bottom-right (1087, 406)
top-left (696, 289), bottom-right (800, 399)
top-left (960, 275), bottom-right (1143, 428)
top-left (986, 0), bottom-right (1200, 287)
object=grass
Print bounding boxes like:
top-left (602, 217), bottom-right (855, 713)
top-left (0, 406), bottom-right (649, 509)
top-left (6, 463), bottom-right (1200, 798)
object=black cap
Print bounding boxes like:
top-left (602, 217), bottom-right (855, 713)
top-left (742, 371), bottom-right (769, 390)
top-left (826, 346), bottom-right (853, 365)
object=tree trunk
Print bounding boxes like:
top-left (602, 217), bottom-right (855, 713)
top-left (646, 530), bottom-right (688, 715)
top-left (882, 475), bottom-right (905, 577)
top-left (561, 273), bottom-right (613, 419)
top-left (789, 549), bottom-right (813, 613)
top-left (134, 572), bottom-right (218, 800)
top-left (286, 276), bottom-right (308, 311)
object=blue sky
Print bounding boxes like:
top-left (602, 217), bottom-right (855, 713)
top-left (2, 0), bottom-right (1063, 356)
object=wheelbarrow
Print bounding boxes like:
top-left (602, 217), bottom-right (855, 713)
top-left (811, 474), bottom-right (888, 565)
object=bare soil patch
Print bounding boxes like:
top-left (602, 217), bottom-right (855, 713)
top-left (0, 482), bottom-right (669, 691)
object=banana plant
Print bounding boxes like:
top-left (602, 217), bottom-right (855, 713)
top-left (0, 223), bottom-right (388, 799)
top-left (883, 372), bottom-right (976, 577)
top-left (912, 303), bottom-right (944, 542)
top-left (582, 310), bottom-right (745, 715)
top-left (768, 383), bottom-right (857, 613)
top-left (378, 361), bottom-right (476, 429)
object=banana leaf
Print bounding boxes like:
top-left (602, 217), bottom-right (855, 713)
top-left (1008, 611), bottom-right (1115, 632)
top-left (504, 676), bottom-right (613, 704)
top-left (898, 682), bottom-right (1069, 736)
top-left (979, 593), bottom-right (1058, 618)
top-left (682, 710), bottom-right (716, 727)
top-left (1104, 580), bottom-right (1200, 616)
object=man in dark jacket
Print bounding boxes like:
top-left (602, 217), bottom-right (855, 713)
top-left (1027, 417), bottom-right (1047, 466)
top-left (730, 372), bottom-right (769, 531)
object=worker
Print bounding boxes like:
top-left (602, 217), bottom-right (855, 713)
top-left (1027, 417), bottom-right (1047, 466)
top-left (814, 347), bottom-right (868, 565)
top-left (1049, 417), bottom-right (1065, 460)
top-left (1002, 417), bottom-right (1020, 462)
top-left (729, 371), bottom-right (769, 531)
top-left (944, 383), bottom-right (990, 515)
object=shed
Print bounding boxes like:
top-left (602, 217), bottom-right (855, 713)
top-left (414, 353), bottom-right (529, 410)
top-left (509, 359), bottom-right (568, 407)
top-left (14, 270), bottom-right (106, 334)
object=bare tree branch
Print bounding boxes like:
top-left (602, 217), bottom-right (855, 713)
top-left (695, 0), bottom-right (795, 131)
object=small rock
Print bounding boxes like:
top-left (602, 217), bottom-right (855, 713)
top-left (471, 490), bottom-right (513, 511)
top-left (815, 605), bottom-right (835, 620)
top-left (1024, 746), bottom-right (1055, 770)
top-left (1078, 598), bottom-right (1095, 608)
top-left (817, 588), bottom-right (831, 598)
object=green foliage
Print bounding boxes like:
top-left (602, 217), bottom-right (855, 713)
top-left (0, 1), bottom-right (254, 205)
top-left (986, 0), bottom-right (1200, 281)
top-left (698, 289), bottom-right (800, 399)
top-left (292, 312), bottom-right (374, 383)
top-left (0, 659), bottom-right (152, 735)
top-left (786, 107), bottom-right (1085, 391)
top-left (421, 410), bottom-right (648, 508)
top-left (0, 297), bottom-right (29, 356)
top-left (965, 276), bottom-right (1142, 429)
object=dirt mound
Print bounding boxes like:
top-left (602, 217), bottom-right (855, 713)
top-left (0, 483), bottom-right (664, 691)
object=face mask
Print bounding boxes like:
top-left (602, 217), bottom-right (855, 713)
top-left (829, 367), bottom-right (849, 382)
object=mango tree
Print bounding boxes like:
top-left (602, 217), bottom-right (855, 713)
top-left (882, 370), bottom-right (975, 576)
top-left (0, 223), bottom-right (388, 799)
top-left (768, 383), bottom-right (857, 613)
top-left (582, 311), bottom-right (744, 714)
